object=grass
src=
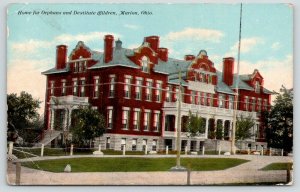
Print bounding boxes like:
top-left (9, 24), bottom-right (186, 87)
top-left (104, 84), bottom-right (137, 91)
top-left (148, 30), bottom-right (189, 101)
top-left (21, 157), bottom-right (249, 172)
top-left (261, 162), bottom-right (293, 171)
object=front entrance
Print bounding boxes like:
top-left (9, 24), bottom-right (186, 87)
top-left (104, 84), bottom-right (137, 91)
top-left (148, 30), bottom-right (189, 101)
top-left (165, 139), bottom-right (173, 151)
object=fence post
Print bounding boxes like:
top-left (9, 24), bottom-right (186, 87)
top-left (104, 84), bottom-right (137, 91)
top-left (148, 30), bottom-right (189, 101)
top-left (202, 146), bottom-right (205, 156)
top-left (98, 144), bottom-right (101, 152)
top-left (16, 162), bottom-right (21, 185)
top-left (269, 147), bottom-right (272, 156)
top-left (70, 144), bottom-right (73, 156)
top-left (185, 146), bottom-right (188, 155)
top-left (281, 149), bottom-right (284, 156)
top-left (8, 142), bottom-right (13, 156)
top-left (166, 146), bottom-right (169, 155)
top-left (218, 145), bottom-right (221, 156)
top-left (145, 145), bottom-right (148, 155)
top-left (261, 148), bottom-right (264, 156)
top-left (40, 144), bottom-right (44, 157)
top-left (122, 145), bottom-right (126, 156)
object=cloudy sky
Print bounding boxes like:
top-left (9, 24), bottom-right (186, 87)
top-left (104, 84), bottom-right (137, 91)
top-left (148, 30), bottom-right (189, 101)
top-left (7, 3), bottom-right (293, 114)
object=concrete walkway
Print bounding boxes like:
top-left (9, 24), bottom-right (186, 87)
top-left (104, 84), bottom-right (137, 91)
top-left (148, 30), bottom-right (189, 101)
top-left (6, 154), bottom-right (293, 185)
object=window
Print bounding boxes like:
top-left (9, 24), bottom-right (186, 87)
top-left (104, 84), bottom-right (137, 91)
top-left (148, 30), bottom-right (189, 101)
top-left (50, 81), bottom-right (55, 96)
top-left (255, 81), bottom-right (260, 93)
top-left (121, 138), bottom-right (126, 150)
top-left (153, 112), bottom-right (160, 132)
top-left (155, 81), bottom-right (162, 102)
top-left (109, 75), bottom-right (115, 97)
top-left (141, 56), bottom-right (150, 73)
top-left (124, 76), bottom-right (132, 98)
top-left (166, 86), bottom-right (171, 102)
top-left (229, 96), bottom-right (234, 109)
top-left (258, 98), bottom-right (262, 112)
top-left (80, 79), bottom-right (85, 97)
top-left (106, 137), bottom-right (110, 149)
top-left (132, 139), bottom-right (137, 151)
top-left (93, 77), bottom-right (100, 98)
top-left (61, 80), bottom-right (66, 96)
top-left (245, 96), bottom-right (249, 111)
top-left (145, 80), bottom-right (152, 101)
top-left (133, 109), bottom-right (141, 130)
top-left (142, 139), bottom-right (147, 151)
top-left (191, 91), bottom-right (196, 104)
top-left (107, 107), bottom-right (113, 129)
top-left (122, 108), bottom-right (130, 130)
top-left (263, 99), bottom-right (268, 110)
top-left (219, 94), bottom-right (225, 108)
top-left (72, 79), bottom-right (78, 96)
top-left (135, 78), bottom-right (142, 100)
top-left (174, 87), bottom-right (179, 101)
top-left (252, 97), bottom-right (256, 111)
top-left (144, 110), bottom-right (151, 131)
top-left (152, 140), bottom-right (157, 151)
top-left (74, 62), bottom-right (78, 72)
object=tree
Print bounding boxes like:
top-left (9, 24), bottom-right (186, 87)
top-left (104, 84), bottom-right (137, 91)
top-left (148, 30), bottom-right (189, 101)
top-left (235, 115), bottom-right (255, 141)
top-left (185, 111), bottom-right (205, 138)
top-left (265, 86), bottom-right (293, 153)
top-left (7, 91), bottom-right (41, 142)
top-left (216, 121), bottom-right (223, 140)
top-left (70, 106), bottom-right (106, 147)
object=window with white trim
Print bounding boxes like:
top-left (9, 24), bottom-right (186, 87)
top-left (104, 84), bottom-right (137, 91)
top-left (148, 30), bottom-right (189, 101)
top-left (133, 109), bottom-right (141, 130)
top-left (109, 75), bottom-right (115, 97)
top-left (124, 76), bottom-right (132, 98)
top-left (145, 80), bottom-right (152, 101)
top-left (152, 140), bottom-right (157, 151)
top-left (191, 91), bottom-right (196, 104)
top-left (50, 81), bottom-right (55, 96)
top-left (106, 137), bottom-right (110, 149)
top-left (61, 80), bottom-right (66, 96)
top-left (107, 107), bottom-right (113, 129)
top-left (166, 86), bottom-right (171, 102)
top-left (72, 79), bottom-right (78, 96)
top-left (252, 97), bottom-right (256, 111)
top-left (132, 139), bottom-right (137, 151)
top-left (80, 79), bottom-right (85, 97)
top-left (93, 77), bottom-right (100, 98)
top-left (121, 138), bottom-right (126, 150)
top-left (144, 111), bottom-right (151, 131)
top-left (155, 81), bottom-right (162, 102)
top-left (141, 56), bottom-right (150, 73)
top-left (229, 96), bottom-right (234, 109)
top-left (153, 112), bottom-right (160, 132)
top-left (207, 93), bottom-right (212, 106)
top-left (174, 87), bottom-right (179, 101)
top-left (219, 94), bottom-right (225, 108)
top-left (122, 109), bottom-right (130, 130)
top-left (135, 78), bottom-right (142, 100)
top-left (258, 98), bottom-right (262, 112)
top-left (245, 96), bottom-right (249, 111)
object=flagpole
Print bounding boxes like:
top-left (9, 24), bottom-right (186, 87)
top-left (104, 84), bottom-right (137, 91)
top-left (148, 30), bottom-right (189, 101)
top-left (231, 3), bottom-right (243, 155)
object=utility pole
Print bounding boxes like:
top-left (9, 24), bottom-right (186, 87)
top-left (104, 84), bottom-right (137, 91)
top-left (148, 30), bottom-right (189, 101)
top-left (231, 3), bottom-right (243, 155)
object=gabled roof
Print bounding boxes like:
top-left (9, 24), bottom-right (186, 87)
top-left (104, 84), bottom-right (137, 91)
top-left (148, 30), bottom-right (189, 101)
top-left (216, 71), bottom-right (235, 94)
top-left (231, 74), bottom-right (255, 91)
top-left (41, 67), bottom-right (69, 75)
top-left (154, 58), bottom-right (191, 74)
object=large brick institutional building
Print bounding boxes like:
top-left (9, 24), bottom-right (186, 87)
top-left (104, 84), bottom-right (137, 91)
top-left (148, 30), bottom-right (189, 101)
top-left (42, 34), bottom-right (272, 152)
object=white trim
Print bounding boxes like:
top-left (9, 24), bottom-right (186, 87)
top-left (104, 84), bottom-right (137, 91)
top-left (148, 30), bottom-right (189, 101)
top-left (134, 108), bottom-right (141, 112)
top-left (122, 107), bottom-right (130, 110)
top-left (156, 80), bottom-right (163, 84)
top-left (153, 110), bottom-right (160, 114)
top-left (109, 74), bottom-right (116, 78)
top-left (80, 77), bottom-right (86, 80)
top-left (72, 78), bottom-right (78, 81)
top-left (144, 109), bottom-right (151, 112)
top-left (93, 76), bottom-right (100, 79)
top-left (146, 78), bottom-right (153, 82)
top-left (125, 75), bottom-right (133, 79)
top-left (136, 77), bottom-right (143, 80)
top-left (107, 106), bottom-right (113, 110)
top-left (61, 79), bottom-right (66, 82)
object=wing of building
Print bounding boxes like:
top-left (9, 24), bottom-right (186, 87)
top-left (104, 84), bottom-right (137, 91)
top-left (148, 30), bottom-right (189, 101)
top-left (41, 34), bottom-right (273, 152)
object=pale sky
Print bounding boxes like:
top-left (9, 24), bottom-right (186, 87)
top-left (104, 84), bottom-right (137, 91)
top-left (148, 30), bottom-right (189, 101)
top-left (7, 3), bottom-right (293, 115)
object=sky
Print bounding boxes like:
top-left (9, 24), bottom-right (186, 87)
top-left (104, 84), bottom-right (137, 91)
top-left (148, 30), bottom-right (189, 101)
top-left (6, 3), bottom-right (293, 115)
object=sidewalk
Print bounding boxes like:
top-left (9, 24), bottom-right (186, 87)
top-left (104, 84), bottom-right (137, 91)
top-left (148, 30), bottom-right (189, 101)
top-left (7, 154), bottom-right (293, 185)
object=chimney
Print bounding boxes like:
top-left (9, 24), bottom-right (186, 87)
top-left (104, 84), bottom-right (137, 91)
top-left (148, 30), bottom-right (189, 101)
top-left (144, 36), bottom-right (159, 52)
top-left (184, 55), bottom-right (195, 61)
top-left (56, 45), bottom-right (67, 69)
top-left (104, 34), bottom-right (114, 63)
top-left (158, 48), bottom-right (168, 62)
top-left (223, 57), bottom-right (235, 86)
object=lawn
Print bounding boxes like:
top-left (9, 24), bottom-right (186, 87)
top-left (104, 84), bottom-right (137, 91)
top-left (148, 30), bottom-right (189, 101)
top-left (261, 162), bottom-right (293, 171)
top-left (21, 157), bottom-right (249, 172)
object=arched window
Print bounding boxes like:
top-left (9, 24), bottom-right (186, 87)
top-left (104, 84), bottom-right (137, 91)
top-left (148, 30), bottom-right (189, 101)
top-left (141, 56), bottom-right (150, 73)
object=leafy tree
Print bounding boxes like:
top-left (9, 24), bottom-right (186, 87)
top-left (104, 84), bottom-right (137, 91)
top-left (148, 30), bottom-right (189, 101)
top-left (235, 115), bottom-right (255, 141)
top-left (70, 106), bottom-right (106, 147)
top-left (7, 91), bottom-right (41, 142)
top-left (265, 86), bottom-right (293, 153)
top-left (185, 111), bottom-right (205, 138)
top-left (216, 121), bottom-right (223, 140)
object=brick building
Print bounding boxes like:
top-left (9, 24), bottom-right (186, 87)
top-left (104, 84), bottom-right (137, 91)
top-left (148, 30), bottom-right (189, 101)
top-left (42, 34), bottom-right (272, 152)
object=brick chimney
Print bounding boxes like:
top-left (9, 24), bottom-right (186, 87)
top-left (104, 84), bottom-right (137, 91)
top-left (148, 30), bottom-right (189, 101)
top-left (158, 48), bottom-right (168, 62)
top-left (222, 57), bottom-right (235, 86)
top-left (184, 55), bottom-right (195, 61)
top-left (144, 36), bottom-right (159, 52)
top-left (104, 34), bottom-right (114, 63)
top-left (56, 45), bottom-right (67, 69)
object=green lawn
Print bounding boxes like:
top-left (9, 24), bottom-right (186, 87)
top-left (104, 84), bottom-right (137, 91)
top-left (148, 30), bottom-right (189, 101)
top-left (261, 162), bottom-right (293, 171)
top-left (21, 157), bottom-right (248, 172)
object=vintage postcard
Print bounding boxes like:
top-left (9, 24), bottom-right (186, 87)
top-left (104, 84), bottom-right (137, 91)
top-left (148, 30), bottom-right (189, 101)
top-left (6, 3), bottom-right (293, 185)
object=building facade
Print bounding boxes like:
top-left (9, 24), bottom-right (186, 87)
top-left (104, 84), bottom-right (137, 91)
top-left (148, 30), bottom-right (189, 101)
top-left (42, 34), bottom-right (272, 152)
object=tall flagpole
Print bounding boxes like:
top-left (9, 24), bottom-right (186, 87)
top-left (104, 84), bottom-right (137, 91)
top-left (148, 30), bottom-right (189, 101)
top-left (231, 3), bottom-right (243, 155)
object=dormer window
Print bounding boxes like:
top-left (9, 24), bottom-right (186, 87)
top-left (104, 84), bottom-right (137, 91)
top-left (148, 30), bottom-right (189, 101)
top-left (141, 56), bottom-right (150, 73)
top-left (255, 81), bottom-right (260, 93)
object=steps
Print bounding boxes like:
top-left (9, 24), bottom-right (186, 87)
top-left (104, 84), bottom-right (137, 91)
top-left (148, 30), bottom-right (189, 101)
top-left (34, 130), bottom-right (62, 147)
